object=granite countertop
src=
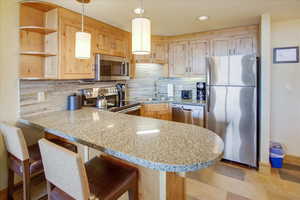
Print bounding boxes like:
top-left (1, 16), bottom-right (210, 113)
top-left (19, 108), bottom-right (223, 172)
top-left (130, 97), bottom-right (206, 106)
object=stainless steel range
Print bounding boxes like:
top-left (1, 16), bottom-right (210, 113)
top-left (81, 85), bottom-right (141, 115)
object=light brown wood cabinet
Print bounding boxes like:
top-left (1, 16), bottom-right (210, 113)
top-left (19, 2), bottom-right (131, 80)
top-left (169, 41), bottom-right (189, 77)
top-left (19, 2), bottom-right (58, 79)
top-left (135, 38), bottom-right (168, 64)
top-left (59, 17), bottom-right (95, 79)
top-left (140, 104), bottom-right (172, 121)
top-left (189, 40), bottom-right (208, 77)
top-left (169, 40), bottom-right (208, 77)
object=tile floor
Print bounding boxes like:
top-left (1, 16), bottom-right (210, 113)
top-left (13, 161), bottom-right (300, 200)
top-left (186, 162), bottom-right (300, 200)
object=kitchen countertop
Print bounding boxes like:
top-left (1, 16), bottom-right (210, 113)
top-left (19, 107), bottom-right (223, 172)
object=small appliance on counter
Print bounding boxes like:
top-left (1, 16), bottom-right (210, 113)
top-left (80, 85), bottom-right (141, 115)
top-left (196, 82), bottom-right (206, 101)
top-left (67, 94), bottom-right (82, 111)
top-left (181, 90), bottom-right (192, 100)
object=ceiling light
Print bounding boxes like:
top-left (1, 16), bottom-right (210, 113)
top-left (132, 0), bottom-right (151, 55)
top-left (134, 7), bottom-right (144, 15)
top-left (75, 0), bottom-right (91, 59)
top-left (198, 16), bottom-right (209, 21)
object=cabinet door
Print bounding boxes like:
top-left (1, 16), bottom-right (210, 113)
top-left (94, 29), bottom-right (111, 55)
top-left (232, 35), bottom-right (256, 55)
top-left (169, 41), bottom-right (189, 77)
top-left (60, 19), bottom-right (94, 79)
top-left (152, 40), bottom-right (167, 64)
top-left (210, 38), bottom-right (231, 85)
top-left (189, 40), bottom-right (208, 77)
top-left (111, 34), bottom-right (126, 57)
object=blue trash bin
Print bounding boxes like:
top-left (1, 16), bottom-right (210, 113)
top-left (270, 142), bottom-right (285, 168)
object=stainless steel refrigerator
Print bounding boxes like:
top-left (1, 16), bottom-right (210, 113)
top-left (206, 54), bottom-right (259, 167)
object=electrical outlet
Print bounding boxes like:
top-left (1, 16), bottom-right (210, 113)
top-left (37, 92), bottom-right (45, 102)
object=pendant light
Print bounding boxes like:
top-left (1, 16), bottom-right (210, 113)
top-left (75, 0), bottom-right (91, 59)
top-left (132, 0), bottom-right (151, 55)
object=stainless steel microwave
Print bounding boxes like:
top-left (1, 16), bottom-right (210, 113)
top-left (95, 54), bottom-right (130, 81)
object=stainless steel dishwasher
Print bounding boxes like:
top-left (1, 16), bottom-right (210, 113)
top-left (171, 104), bottom-right (205, 127)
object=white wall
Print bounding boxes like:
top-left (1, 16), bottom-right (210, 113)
top-left (271, 19), bottom-right (300, 157)
top-left (0, 0), bottom-right (20, 190)
top-left (260, 14), bottom-right (272, 164)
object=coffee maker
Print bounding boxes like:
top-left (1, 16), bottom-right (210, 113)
top-left (196, 82), bottom-right (206, 101)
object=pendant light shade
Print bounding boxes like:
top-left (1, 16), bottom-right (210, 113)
top-left (132, 17), bottom-right (151, 55)
top-left (75, 0), bottom-right (91, 59)
top-left (75, 32), bottom-right (91, 59)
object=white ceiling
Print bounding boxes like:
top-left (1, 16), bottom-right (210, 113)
top-left (45, 0), bottom-right (300, 35)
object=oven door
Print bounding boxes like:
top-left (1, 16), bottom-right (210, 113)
top-left (95, 54), bottom-right (130, 81)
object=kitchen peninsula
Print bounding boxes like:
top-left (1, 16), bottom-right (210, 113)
top-left (20, 107), bottom-right (224, 200)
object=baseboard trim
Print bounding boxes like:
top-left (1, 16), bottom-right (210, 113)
top-left (259, 162), bottom-right (271, 175)
top-left (0, 188), bottom-right (7, 200)
top-left (285, 154), bottom-right (300, 166)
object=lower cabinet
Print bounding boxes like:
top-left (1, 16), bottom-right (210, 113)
top-left (140, 103), bottom-right (172, 121)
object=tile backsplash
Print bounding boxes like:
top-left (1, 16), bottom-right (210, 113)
top-left (20, 80), bottom-right (117, 117)
top-left (127, 63), bottom-right (206, 100)
top-left (20, 64), bottom-right (206, 116)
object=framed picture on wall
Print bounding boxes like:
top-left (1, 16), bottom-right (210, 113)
top-left (273, 46), bottom-right (299, 64)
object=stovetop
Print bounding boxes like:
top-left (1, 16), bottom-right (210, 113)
top-left (108, 101), bottom-right (141, 112)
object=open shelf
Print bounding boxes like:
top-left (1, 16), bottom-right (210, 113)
top-left (20, 26), bottom-right (57, 34)
top-left (20, 51), bottom-right (57, 57)
top-left (20, 1), bottom-right (58, 12)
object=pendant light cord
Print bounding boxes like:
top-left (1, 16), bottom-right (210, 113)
top-left (140, 0), bottom-right (143, 16)
top-left (81, 3), bottom-right (85, 32)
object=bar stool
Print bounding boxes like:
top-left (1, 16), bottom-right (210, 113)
top-left (38, 138), bottom-right (139, 200)
top-left (0, 123), bottom-right (77, 200)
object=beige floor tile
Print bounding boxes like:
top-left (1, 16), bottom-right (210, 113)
top-left (186, 178), bottom-right (227, 200)
top-left (226, 192), bottom-right (251, 200)
top-left (187, 167), bottom-right (268, 200)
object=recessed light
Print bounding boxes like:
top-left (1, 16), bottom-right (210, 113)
top-left (134, 7), bottom-right (144, 15)
top-left (198, 16), bottom-right (209, 21)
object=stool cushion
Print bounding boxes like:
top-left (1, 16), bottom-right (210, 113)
top-left (85, 156), bottom-right (138, 200)
top-left (49, 156), bottom-right (138, 200)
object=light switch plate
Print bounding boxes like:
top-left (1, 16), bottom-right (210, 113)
top-left (37, 92), bottom-right (46, 102)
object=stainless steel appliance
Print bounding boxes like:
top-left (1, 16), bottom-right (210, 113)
top-left (172, 104), bottom-right (205, 127)
top-left (206, 54), bottom-right (259, 167)
top-left (81, 87), bottom-right (119, 108)
top-left (81, 86), bottom-right (141, 115)
top-left (95, 54), bottom-right (130, 81)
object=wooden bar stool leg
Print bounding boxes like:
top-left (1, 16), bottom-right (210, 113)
top-left (46, 181), bottom-right (53, 200)
top-left (128, 179), bottom-right (138, 200)
top-left (7, 168), bottom-right (14, 200)
top-left (22, 160), bottom-right (31, 200)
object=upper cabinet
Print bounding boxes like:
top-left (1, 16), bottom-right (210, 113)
top-left (169, 41), bottom-right (189, 77)
top-left (168, 27), bottom-right (258, 78)
top-left (169, 40), bottom-right (208, 77)
top-left (19, 2), bottom-right (131, 80)
top-left (134, 37), bottom-right (168, 64)
top-left (19, 2), bottom-right (58, 79)
top-left (189, 40), bottom-right (209, 77)
top-left (59, 12), bottom-right (94, 79)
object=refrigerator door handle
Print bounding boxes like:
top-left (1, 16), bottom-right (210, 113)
top-left (206, 57), bottom-right (211, 112)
